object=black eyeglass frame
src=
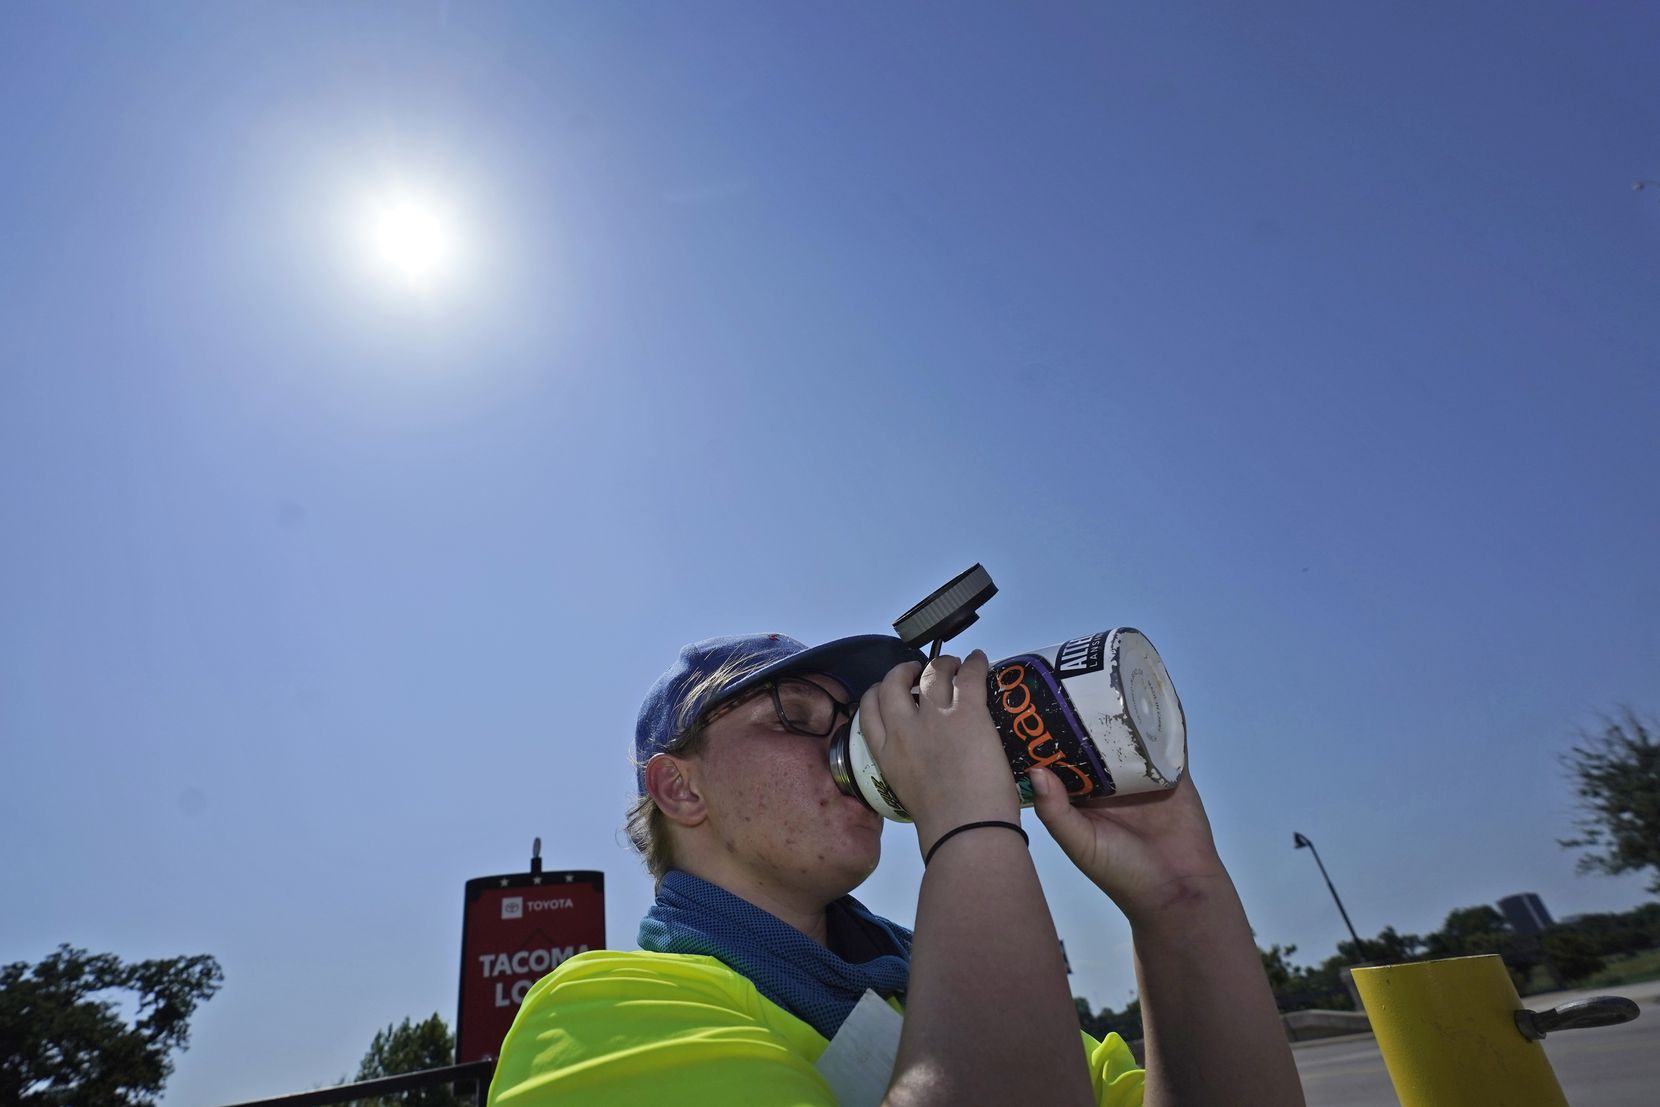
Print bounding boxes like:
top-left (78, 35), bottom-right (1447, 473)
top-left (697, 675), bottom-right (857, 739)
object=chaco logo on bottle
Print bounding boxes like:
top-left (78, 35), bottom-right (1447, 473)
top-left (989, 659), bottom-right (1111, 798)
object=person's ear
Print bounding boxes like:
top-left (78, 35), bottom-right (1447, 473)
top-left (645, 753), bottom-right (708, 827)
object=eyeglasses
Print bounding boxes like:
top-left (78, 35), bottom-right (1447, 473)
top-left (701, 676), bottom-right (856, 738)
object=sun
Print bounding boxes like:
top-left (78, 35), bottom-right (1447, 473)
top-left (356, 185), bottom-right (464, 293)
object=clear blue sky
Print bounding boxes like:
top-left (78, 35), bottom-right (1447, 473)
top-left (3, 3), bottom-right (1657, 1103)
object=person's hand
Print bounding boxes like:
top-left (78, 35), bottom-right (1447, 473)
top-left (1027, 767), bottom-right (1231, 924)
top-left (857, 650), bottom-right (1019, 849)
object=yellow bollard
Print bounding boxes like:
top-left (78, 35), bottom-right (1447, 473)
top-left (1351, 954), bottom-right (1567, 1107)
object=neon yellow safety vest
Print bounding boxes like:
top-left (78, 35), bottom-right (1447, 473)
top-left (488, 949), bottom-right (1145, 1106)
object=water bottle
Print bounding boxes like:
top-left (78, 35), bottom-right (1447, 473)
top-left (828, 627), bottom-right (1186, 821)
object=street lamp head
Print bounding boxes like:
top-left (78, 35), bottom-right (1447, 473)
top-left (1293, 832), bottom-right (1312, 850)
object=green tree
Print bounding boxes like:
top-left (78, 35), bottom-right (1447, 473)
top-left (1072, 995), bottom-right (1143, 1044)
top-left (349, 1014), bottom-right (461, 1107)
top-left (1259, 943), bottom-right (1353, 1011)
top-left (1335, 926), bottom-right (1425, 964)
top-left (0, 944), bottom-right (223, 1107)
top-left (1258, 944), bottom-right (1302, 992)
top-left (1073, 995), bottom-right (1104, 1039)
top-left (1423, 905), bottom-right (1509, 958)
top-left (1419, 905), bottom-right (1549, 991)
top-left (1555, 902), bottom-right (1660, 957)
top-left (1541, 930), bottom-right (1607, 985)
top-left (1559, 710), bottom-right (1660, 893)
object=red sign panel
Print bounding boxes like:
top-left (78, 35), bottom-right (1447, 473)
top-left (457, 870), bottom-right (605, 1063)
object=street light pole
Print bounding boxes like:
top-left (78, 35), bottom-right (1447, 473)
top-left (1293, 831), bottom-right (1367, 957)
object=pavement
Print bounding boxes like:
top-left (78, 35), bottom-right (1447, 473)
top-left (1293, 981), bottom-right (1660, 1107)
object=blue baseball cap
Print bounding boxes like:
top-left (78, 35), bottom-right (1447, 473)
top-left (634, 632), bottom-right (924, 793)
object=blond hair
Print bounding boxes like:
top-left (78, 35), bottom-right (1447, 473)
top-left (625, 649), bottom-right (776, 885)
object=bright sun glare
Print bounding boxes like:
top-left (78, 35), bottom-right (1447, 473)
top-left (357, 186), bottom-right (464, 293)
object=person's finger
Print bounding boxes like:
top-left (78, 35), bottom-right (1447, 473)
top-left (876, 660), bottom-right (923, 723)
top-left (954, 649), bottom-right (990, 708)
top-left (857, 682), bottom-right (889, 757)
top-left (917, 654), bottom-right (960, 706)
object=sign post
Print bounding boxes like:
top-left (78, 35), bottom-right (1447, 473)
top-left (457, 841), bottom-right (604, 1065)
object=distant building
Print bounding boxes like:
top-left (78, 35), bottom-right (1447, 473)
top-left (1499, 893), bottom-right (1554, 934)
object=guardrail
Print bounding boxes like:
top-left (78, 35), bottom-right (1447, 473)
top-left (217, 1059), bottom-right (496, 1107)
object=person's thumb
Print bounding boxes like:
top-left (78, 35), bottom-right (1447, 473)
top-left (1029, 766), bottom-right (1090, 859)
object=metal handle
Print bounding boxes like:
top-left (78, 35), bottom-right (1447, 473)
top-left (1514, 996), bottom-right (1641, 1041)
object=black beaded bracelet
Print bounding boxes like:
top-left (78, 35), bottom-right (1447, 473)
top-left (923, 820), bottom-right (1029, 866)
